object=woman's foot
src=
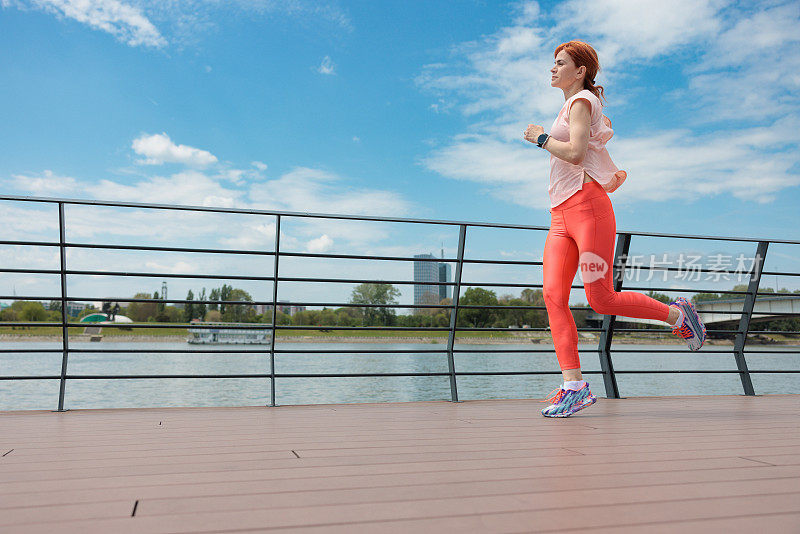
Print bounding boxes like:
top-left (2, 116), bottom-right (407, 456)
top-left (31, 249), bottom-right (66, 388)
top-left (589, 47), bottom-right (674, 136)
top-left (541, 382), bottom-right (596, 417)
top-left (669, 296), bottom-right (707, 351)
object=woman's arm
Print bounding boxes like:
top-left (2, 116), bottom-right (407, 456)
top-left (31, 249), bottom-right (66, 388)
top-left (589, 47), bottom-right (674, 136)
top-left (524, 98), bottom-right (591, 165)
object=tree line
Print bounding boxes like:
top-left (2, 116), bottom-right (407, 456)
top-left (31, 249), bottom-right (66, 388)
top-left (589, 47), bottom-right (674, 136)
top-left (3, 283), bottom-right (799, 332)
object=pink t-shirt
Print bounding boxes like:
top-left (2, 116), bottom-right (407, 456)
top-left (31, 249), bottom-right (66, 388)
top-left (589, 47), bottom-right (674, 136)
top-left (548, 89), bottom-right (626, 209)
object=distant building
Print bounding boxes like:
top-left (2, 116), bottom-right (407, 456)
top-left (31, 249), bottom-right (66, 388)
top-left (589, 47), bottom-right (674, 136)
top-left (438, 263), bottom-right (452, 302)
top-left (414, 253), bottom-right (452, 312)
top-left (277, 302), bottom-right (305, 316)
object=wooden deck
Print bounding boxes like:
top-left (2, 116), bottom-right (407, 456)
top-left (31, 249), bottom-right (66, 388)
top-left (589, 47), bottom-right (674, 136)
top-left (1, 395), bottom-right (800, 533)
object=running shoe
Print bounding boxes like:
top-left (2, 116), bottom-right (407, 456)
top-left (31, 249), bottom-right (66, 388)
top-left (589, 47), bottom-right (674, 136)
top-left (540, 382), bottom-right (596, 418)
top-left (669, 296), bottom-right (707, 351)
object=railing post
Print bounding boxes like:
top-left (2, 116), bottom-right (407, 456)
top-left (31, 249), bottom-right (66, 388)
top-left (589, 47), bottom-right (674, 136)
top-left (597, 232), bottom-right (629, 399)
top-left (56, 203), bottom-right (70, 412)
top-left (269, 215), bottom-right (281, 407)
top-left (733, 241), bottom-right (768, 396)
top-left (445, 225), bottom-right (467, 402)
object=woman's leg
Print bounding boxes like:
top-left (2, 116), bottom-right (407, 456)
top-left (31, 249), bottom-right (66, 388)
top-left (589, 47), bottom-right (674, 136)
top-left (542, 216), bottom-right (582, 376)
top-left (570, 194), bottom-right (672, 322)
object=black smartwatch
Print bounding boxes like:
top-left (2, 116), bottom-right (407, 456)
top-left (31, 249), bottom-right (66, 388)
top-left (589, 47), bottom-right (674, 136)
top-left (536, 133), bottom-right (550, 148)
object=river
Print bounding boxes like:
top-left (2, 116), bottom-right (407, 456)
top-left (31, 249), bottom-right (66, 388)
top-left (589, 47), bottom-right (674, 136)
top-left (1, 342), bottom-right (797, 410)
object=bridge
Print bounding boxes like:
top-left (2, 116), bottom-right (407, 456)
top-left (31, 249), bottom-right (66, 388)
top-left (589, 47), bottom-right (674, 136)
top-left (584, 294), bottom-right (800, 331)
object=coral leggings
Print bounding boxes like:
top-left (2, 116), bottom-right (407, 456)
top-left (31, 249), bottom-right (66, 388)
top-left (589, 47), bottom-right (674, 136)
top-left (543, 178), bottom-right (670, 371)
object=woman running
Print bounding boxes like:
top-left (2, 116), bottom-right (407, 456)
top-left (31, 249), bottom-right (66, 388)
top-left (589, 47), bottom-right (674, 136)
top-left (523, 40), bottom-right (707, 417)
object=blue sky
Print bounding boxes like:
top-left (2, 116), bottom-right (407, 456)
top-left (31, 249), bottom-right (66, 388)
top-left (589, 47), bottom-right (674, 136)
top-left (1, 0), bottom-right (799, 306)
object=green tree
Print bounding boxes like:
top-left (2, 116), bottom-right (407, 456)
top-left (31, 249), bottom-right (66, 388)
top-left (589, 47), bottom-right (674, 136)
top-left (458, 287), bottom-right (498, 328)
top-left (497, 297), bottom-right (528, 328)
top-left (219, 284), bottom-right (233, 314)
top-left (156, 306), bottom-right (182, 323)
top-left (221, 288), bottom-right (255, 322)
top-left (196, 288), bottom-right (207, 321)
top-left (153, 290), bottom-right (166, 314)
top-left (335, 306), bottom-right (359, 326)
top-left (349, 283), bottom-right (401, 326)
top-left (208, 288), bottom-right (220, 311)
top-left (694, 284), bottom-right (750, 303)
top-left (0, 308), bottom-right (18, 323)
top-left (126, 293), bottom-right (157, 322)
top-left (19, 302), bottom-right (47, 322)
top-left (184, 290), bottom-right (195, 322)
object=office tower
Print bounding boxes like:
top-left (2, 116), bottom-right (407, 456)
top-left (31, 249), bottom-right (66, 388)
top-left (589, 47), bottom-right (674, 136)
top-left (414, 253), bottom-right (452, 312)
top-left (438, 262), bottom-right (452, 301)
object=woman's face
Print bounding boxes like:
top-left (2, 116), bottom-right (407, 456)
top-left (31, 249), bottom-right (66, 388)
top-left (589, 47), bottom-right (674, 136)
top-left (551, 50), bottom-right (585, 89)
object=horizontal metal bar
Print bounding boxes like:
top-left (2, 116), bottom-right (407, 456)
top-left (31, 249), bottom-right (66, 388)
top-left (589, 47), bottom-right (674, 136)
top-left (0, 376), bottom-right (61, 380)
top-left (609, 348), bottom-right (740, 353)
top-left (0, 239), bottom-right (60, 248)
top-left (67, 348), bottom-right (451, 354)
top-left (0, 322), bottom-right (64, 328)
top-left (761, 270), bottom-right (800, 277)
top-left (9, 264), bottom-right (797, 291)
top-left (5, 194), bottom-right (800, 244)
top-left (66, 242), bottom-right (460, 263)
top-left (65, 241), bottom-right (276, 256)
top-left (0, 349), bottom-right (65, 353)
top-left (1, 265), bottom-right (794, 282)
top-left (60, 372), bottom-right (453, 379)
top-left (743, 349), bottom-right (800, 353)
top-left (0, 268), bottom-right (61, 275)
top-left (747, 330), bottom-right (800, 334)
top-left (65, 270), bottom-right (277, 281)
top-left (3, 369), bottom-right (799, 383)
top-left (623, 286), bottom-right (752, 295)
top-left (612, 370), bottom-right (800, 374)
top-left (279, 276), bottom-right (454, 286)
top-left (608, 327), bottom-right (735, 333)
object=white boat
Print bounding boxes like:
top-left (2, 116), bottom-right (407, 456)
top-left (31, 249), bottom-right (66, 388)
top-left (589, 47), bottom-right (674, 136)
top-left (187, 323), bottom-right (270, 344)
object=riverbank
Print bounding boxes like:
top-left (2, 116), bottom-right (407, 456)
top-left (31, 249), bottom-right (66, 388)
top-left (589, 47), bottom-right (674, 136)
top-left (1, 333), bottom-right (797, 345)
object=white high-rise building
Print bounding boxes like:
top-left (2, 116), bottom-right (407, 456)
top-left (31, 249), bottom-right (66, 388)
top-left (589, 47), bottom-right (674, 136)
top-left (413, 252), bottom-right (452, 312)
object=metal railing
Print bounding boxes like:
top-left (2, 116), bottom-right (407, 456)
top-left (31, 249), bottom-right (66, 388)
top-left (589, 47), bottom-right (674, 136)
top-left (1, 194), bottom-right (798, 410)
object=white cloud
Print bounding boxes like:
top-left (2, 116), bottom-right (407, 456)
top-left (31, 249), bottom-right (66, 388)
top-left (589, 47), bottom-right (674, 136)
top-left (306, 234), bottom-right (333, 253)
top-left (3, 0), bottom-right (352, 49)
top-left (9, 169), bottom-right (82, 195)
top-left (5, 0), bottom-right (167, 47)
top-left (317, 55), bottom-right (336, 75)
top-left (143, 260), bottom-right (197, 274)
top-left (93, 169), bottom-right (239, 207)
top-left (247, 167), bottom-right (412, 217)
top-left (251, 161), bottom-right (268, 171)
top-left (417, 0), bottom-right (800, 208)
top-left (552, 0), bottom-right (725, 65)
top-left (132, 132), bottom-right (218, 167)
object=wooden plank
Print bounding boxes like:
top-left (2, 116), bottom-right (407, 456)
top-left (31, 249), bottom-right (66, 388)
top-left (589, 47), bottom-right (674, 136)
top-left (1, 396), bottom-right (799, 532)
top-left (6, 490), bottom-right (800, 533)
top-left (3, 464), bottom-right (797, 510)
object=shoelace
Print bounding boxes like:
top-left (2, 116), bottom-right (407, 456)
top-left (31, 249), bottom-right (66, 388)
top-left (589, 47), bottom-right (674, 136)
top-left (540, 387), bottom-right (566, 404)
top-left (671, 313), bottom-right (694, 339)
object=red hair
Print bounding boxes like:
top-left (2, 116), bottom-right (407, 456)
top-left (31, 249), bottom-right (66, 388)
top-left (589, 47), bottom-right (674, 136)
top-left (554, 40), bottom-right (606, 105)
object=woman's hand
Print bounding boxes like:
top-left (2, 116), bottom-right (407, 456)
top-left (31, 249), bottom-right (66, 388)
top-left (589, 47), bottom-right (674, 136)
top-left (524, 124), bottom-right (544, 144)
